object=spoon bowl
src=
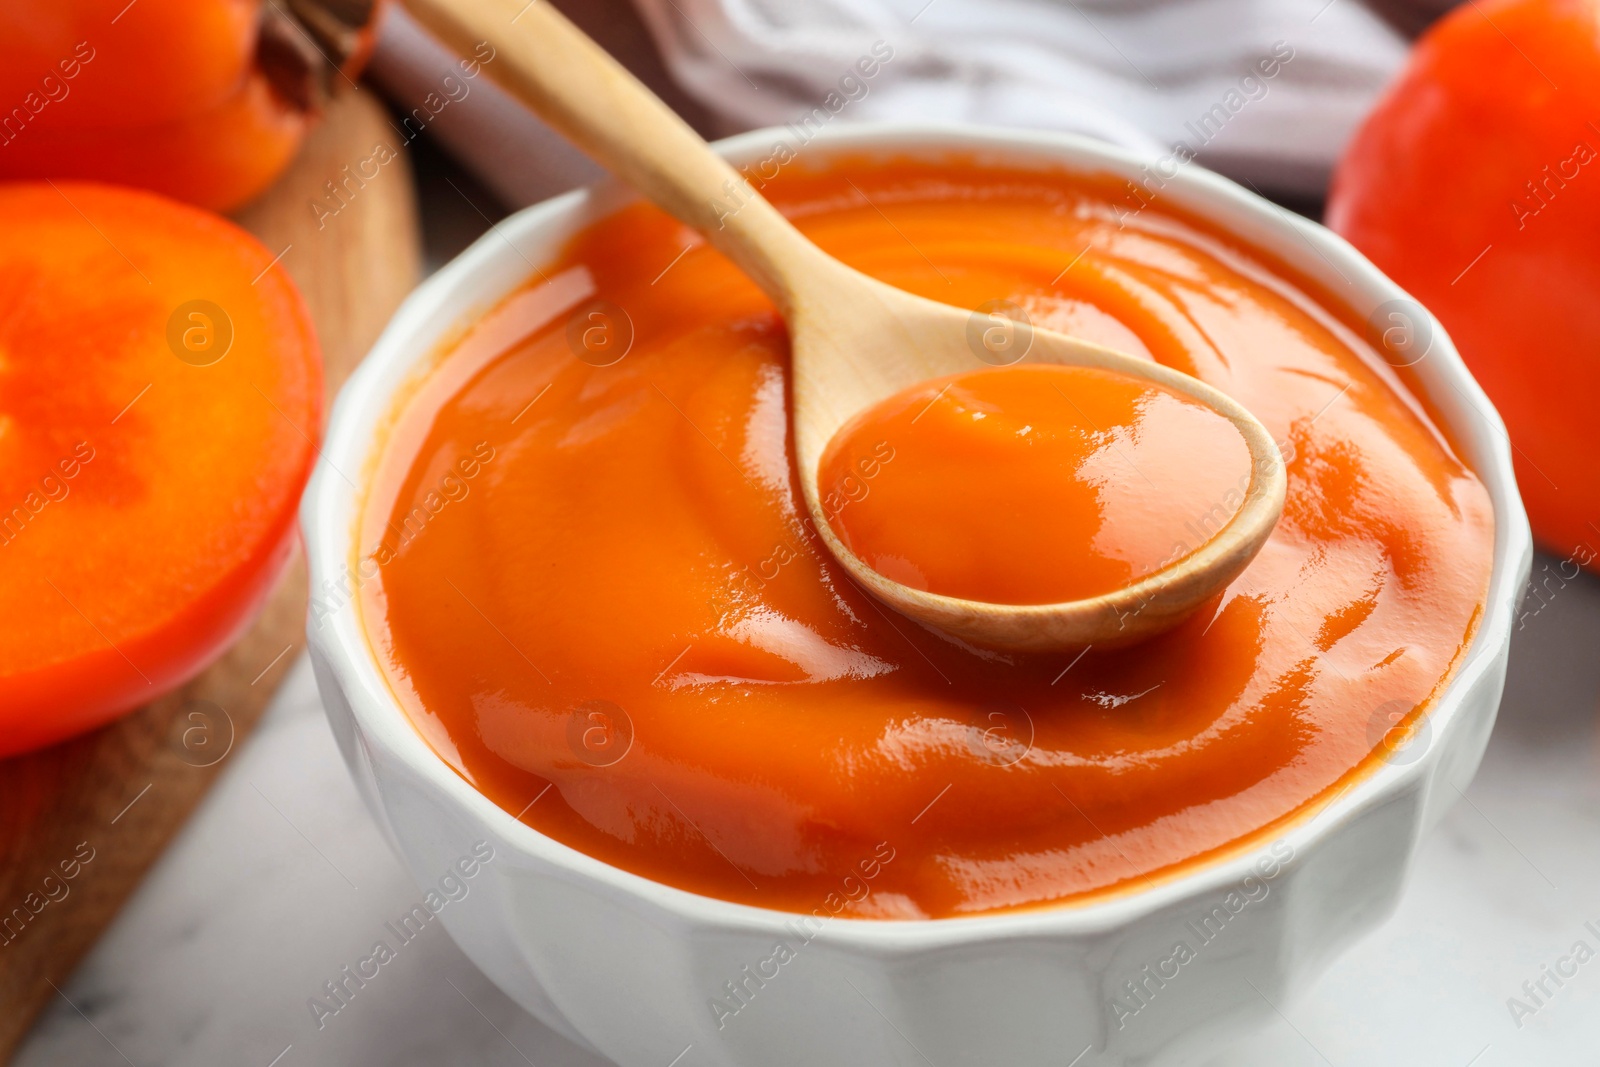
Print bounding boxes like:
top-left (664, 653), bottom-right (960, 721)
top-left (405, 0), bottom-right (1287, 651)
top-left (788, 264), bottom-right (1286, 649)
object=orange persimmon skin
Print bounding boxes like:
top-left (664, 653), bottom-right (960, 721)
top-left (1326, 0), bottom-right (1600, 564)
top-left (0, 0), bottom-right (258, 129)
top-left (0, 182), bottom-right (321, 756)
top-left (0, 0), bottom-right (367, 211)
top-left (0, 69), bottom-right (306, 213)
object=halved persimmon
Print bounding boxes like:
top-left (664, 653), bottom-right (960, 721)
top-left (0, 181), bottom-right (321, 755)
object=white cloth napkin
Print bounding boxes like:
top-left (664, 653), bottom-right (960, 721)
top-left (628, 0), bottom-right (1412, 196)
top-left (367, 0), bottom-right (1412, 209)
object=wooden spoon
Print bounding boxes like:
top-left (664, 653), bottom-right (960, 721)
top-left (403, 0), bottom-right (1287, 652)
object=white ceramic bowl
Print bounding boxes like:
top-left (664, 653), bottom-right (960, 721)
top-left (303, 124), bottom-right (1531, 1067)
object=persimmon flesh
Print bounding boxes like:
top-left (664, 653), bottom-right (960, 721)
top-left (0, 182), bottom-right (321, 755)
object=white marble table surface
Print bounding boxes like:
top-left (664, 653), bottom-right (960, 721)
top-left (15, 556), bottom-right (1598, 1067)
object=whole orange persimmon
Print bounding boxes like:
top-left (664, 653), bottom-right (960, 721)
top-left (1327, 0), bottom-right (1600, 565)
top-left (0, 0), bottom-right (385, 212)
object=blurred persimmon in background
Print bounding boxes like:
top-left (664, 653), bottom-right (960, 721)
top-left (1328, 0), bottom-right (1600, 566)
top-left (0, 0), bottom-right (385, 211)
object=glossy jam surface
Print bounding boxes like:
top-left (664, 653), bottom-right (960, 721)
top-left (359, 160), bottom-right (1494, 919)
top-left (818, 364), bottom-right (1253, 604)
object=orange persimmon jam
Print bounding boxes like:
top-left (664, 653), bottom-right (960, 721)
top-left (817, 364), bottom-right (1254, 604)
top-left (358, 158), bottom-right (1494, 919)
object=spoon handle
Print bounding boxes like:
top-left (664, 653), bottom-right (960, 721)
top-left (403, 0), bottom-right (828, 310)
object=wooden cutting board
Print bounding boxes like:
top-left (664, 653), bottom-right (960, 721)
top-left (0, 87), bottom-right (421, 1061)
